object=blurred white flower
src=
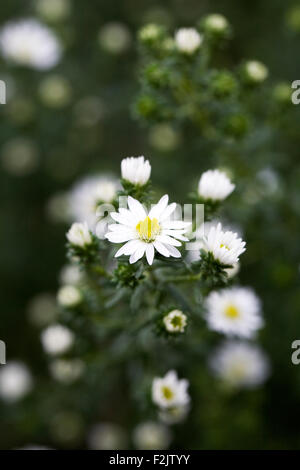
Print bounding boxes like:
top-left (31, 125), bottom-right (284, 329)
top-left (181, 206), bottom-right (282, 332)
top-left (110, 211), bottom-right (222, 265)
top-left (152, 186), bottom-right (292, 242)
top-left (121, 156), bottom-right (151, 186)
top-left (59, 264), bottom-right (83, 285)
top-left (204, 14), bottom-right (229, 33)
top-left (203, 223), bottom-right (246, 266)
top-left (106, 195), bottom-right (190, 265)
top-left (205, 287), bottom-right (263, 338)
top-left (152, 370), bottom-right (190, 409)
top-left (133, 421), bottom-right (171, 450)
top-left (163, 310), bottom-right (187, 333)
top-left (27, 292), bottom-right (57, 327)
top-left (210, 341), bottom-right (270, 388)
top-left (66, 222), bottom-right (92, 247)
top-left (159, 404), bottom-right (189, 425)
top-left (38, 75), bottom-right (72, 108)
top-left (244, 61), bottom-right (268, 83)
top-left (57, 285), bottom-right (82, 307)
top-left (41, 324), bottom-right (74, 355)
top-left (98, 22), bottom-right (131, 54)
top-left (0, 361), bottom-right (32, 402)
top-left (35, 0), bottom-right (71, 22)
top-left (0, 19), bottom-right (62, 70)
top-left (50, 359), bottom-right (84, 384)
top-left (198, 169), bottom-right (235, 201)
top-left (149, 124), bottom-right (180, 152)
top-left (88, 423), bottom-right (127, 450)
top-left (1, 138), bottom-right (39, 176)
top-left (68, 175), bottom-right (119, 230)
top-left (175, 28), bottom-right (202, 54)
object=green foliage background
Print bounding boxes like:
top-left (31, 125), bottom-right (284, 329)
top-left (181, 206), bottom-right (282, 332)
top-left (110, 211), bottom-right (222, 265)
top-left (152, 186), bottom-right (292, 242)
top-left (0, 0), bottom-right (300, 449)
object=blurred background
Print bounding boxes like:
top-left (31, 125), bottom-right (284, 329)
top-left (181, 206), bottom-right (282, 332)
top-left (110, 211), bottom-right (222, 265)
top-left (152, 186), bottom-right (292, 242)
top-left (0, 0), bottom-right (300, 450)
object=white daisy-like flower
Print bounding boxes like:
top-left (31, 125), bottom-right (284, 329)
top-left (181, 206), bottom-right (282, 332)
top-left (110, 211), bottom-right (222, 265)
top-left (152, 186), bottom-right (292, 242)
top-left (198, 169), bottom-right (235, 201)
top-left (68, 174), bottom-right (119, 231)
top-left (0, 19), bottom-right (62, 70)
top-left (57, 285), bottom-right (82, 307)
top-left (245, 61), bottom-right (268, 83)
top-left (121, 156), bottom-right (151, 186)
top-left (66, 222), bottom-right (92, 247)
top-left (163, 310), bottom-right (187, 333)
top-left (41, 324), bottom-right (74, 355)
top-left (133, 421), bottom-right (171, 450)
top-left (210, 341), bottom-right (270, 389)
top-left (175, 28), bottom-right (203, 54)
top-left (203, 222), bottom-right (246, 266)
top-left (205, 287), bottom-right (263, 338)
top-left (152, 370), bottom-right (190, 409)
top-left (105, 195), bottom-right (190, 265)
top-left (0, 361), bottom-right (32, 402)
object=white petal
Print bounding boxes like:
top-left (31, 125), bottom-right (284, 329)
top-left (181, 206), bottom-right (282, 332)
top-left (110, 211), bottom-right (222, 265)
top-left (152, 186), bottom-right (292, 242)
top-left (115, 239), bottom-right (140, 257)
top-left (162, 220), bottom-right (191, 230)
top-left (110, 212), bottom-right (136, 227)
top-left (154, 241), bottom-right (170, 257)
top-left (159, 202), bottom-right (177, 221)
top-left (157, 234), bottom-right (181, 246)
top-left (105, 232), bottom-right (135, 243)
top-left (127, 196), bottom-right (147, 220)
top-left (166, 245), bottom-right (181, 258)
top-left (146, 244), bottom-right (155, 265)
top-left (129, 244), bottom-right (146, 264)
top-left (149, 194), bottom-right (169, 219)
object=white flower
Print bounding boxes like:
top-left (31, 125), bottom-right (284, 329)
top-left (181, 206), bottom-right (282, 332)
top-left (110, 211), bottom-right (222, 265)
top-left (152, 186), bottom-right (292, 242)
top-left (66, 222), bottom-right (92, 247)
top-left (41, 324), bottom-right (74, 355)
top-left (159, 405), bottom-right (189, 425)
top-left (204, 14), bottom-right (229, 32)
top-left (105, 194), bottom-right (190, 265)
top-left (245, 61), bottom-right (268, 83)
top-left (68, 175), bottom-right (119, 230)
top-left (210, 341), bottom-right (270, 388)
top-left (225, 262), bottom-right (240, 279)
top-left (163, 310), bottom-right (187, 333)
top-left (198, 169), bottom-right (235, 201)
top-left (57, 285), bottom-right (82, 307)
top-left (88, 423), bottom-right (127, 450)
top-left (175, 28), bottom-right (203, 54)
top-left (205, 287), bottom-right (263, 338)
top-left (203, 222), bottom-right (246, 266)
top-left (133, 422), bottom-right (171, 450)
top-left (59, 264), bottom-right (83, 285)
top-left (121, 156), bottom-right (151, 186)
top-left (0, 19), bottom-right (62, 70)
top-left (0, 361), bottom-right (32, 402)
top-left (50, 359), bottom-right (84, 384)
top-left (152, 370), bottom-right (190, 409)
top-left (98, 22), bottom-right (131, 54)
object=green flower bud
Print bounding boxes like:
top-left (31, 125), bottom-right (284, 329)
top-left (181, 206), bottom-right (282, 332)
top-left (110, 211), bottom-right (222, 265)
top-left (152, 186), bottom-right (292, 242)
top-left (144, 63), bottom-right (170, 88)
top-left (210, 70), bottom-right (238, 98)
top-left (138, 23), bottom-right (165, 45)
top-left (224, 113), bottom-right (249, 138)
top-left (273, 82), bottom-right (292, 104)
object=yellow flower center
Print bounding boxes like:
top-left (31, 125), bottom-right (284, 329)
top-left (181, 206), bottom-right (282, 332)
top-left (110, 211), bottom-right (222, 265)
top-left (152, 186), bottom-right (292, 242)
top-left (162, 386), bottom-right (174, 400)
top-left (136, 216), bottom-right (160, 242)
top-left (220, 243), bottom-right (230, 250)
top-left (224, 304), bottom-right (239, 319)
